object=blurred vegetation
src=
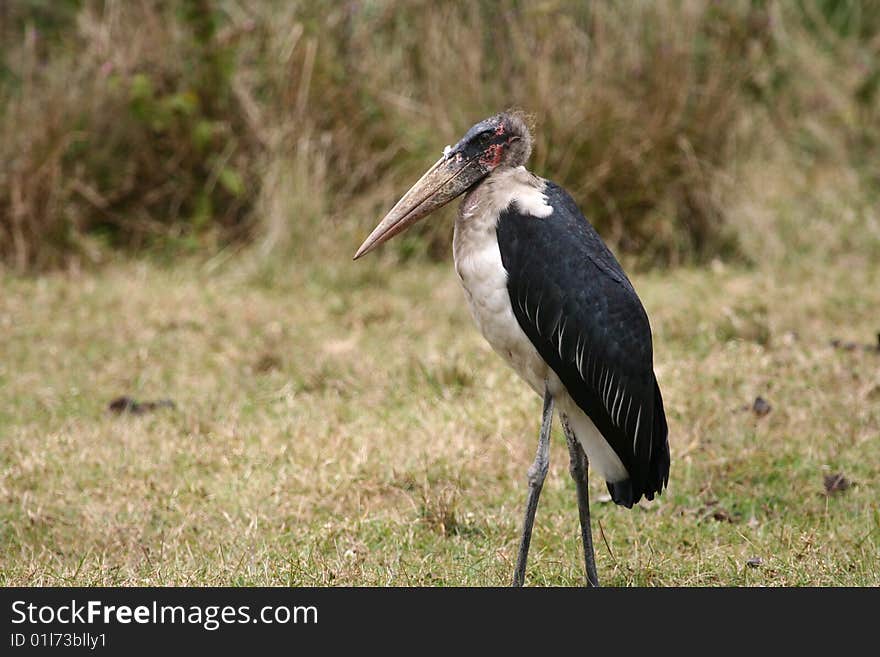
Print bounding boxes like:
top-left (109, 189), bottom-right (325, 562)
top-left (1, 0), bottom-right (879, 271)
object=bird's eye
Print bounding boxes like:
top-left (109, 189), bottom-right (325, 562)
top-left (479, 131), bottom-right (493, 144)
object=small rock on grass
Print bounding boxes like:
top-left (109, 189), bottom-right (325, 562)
top-left (752, 396), bottom-right (772, 417)
top-left (823, 473), bottom-right (851, 495)
top-left (109, 396), bottom-right (176, 415)
top-left (829, 333), bottom-right (880, 353)
top-left (734, 396), bottom-right (772, 416)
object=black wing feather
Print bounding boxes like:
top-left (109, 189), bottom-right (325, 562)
top-left (497, 181), bottom-right (669, 507)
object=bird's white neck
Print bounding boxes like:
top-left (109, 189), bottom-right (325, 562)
top-left (458, 166), bottom-right (552, 230)
top-left (452, 165), bottom-right (554, 398)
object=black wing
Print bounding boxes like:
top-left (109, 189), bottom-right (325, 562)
top-left (496, 181), bottom-right (669, 507)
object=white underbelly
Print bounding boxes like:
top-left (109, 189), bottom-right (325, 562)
top-left (454, 236), bottom-right (548, 395)
top-left (451, 177), bottom-right (627, 483)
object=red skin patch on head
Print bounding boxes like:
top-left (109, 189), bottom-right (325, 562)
top-left (495, 123), bottom-right (506, 136)
top-left (480, 143), bottom-right (504, 168)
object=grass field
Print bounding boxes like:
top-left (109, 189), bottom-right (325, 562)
top-left (2, 0), bottom-right (879, 588)
top-left (1, 250), bottom-right (878, 586)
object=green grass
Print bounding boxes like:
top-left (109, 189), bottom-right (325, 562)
top-left (1, 253), bottom-right (878, 586)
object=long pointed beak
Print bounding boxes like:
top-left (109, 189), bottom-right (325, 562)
top-left (353, 152), bottom-right (487, 260)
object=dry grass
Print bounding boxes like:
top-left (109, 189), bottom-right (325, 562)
top-left (1, 0), bottom-right (878, 588)
top-left (1, 0), bottom-right (262, 270)
top-left (1, 250), bottom-right (877, 586)
top-left (6, 0), bottom-right (879, 271)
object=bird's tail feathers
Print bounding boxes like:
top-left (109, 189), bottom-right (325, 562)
top-left (606, 379), bottom-right (669, 508)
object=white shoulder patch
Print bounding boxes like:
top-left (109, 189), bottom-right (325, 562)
top-left (486, 166), bottom-right (553, 219)
top-left (513, 189), bottom-right (553, 218)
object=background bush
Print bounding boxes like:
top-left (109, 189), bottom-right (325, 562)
top-left (1, 0), bottom-right (879, 271)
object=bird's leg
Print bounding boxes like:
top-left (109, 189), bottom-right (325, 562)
top-left (560, 414), bottom-right (600, 587)
top-left (512, 383), bottom-right (554, 587)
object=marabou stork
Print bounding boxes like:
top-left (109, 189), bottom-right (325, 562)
top-left (354, 112), bottom-right (669, 586)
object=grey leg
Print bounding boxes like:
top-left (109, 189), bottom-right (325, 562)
top-left (512, 383), bottom-right (554, 587)
top-left (560, 414), bottom-right (600, 587)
